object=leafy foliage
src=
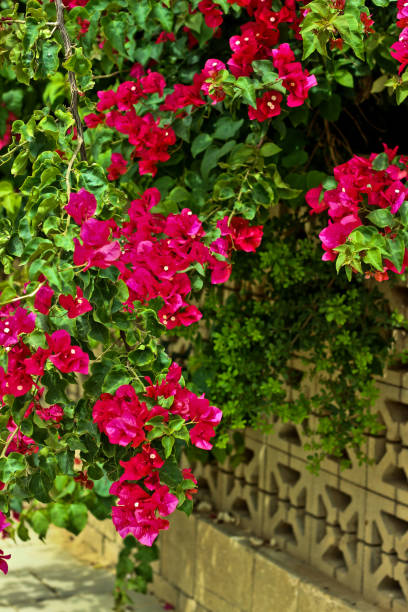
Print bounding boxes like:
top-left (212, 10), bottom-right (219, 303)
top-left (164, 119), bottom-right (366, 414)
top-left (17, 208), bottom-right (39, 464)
top-left (0, 0), bottom-right (404, 605)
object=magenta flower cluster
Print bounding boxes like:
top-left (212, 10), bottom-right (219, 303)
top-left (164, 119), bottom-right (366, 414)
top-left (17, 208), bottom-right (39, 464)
top-left (306, 145), bottom-right (408, 280)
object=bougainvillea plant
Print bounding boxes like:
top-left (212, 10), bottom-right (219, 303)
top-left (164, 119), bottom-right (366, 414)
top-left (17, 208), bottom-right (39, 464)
top-left (0, 0), bottom-right (406, 606)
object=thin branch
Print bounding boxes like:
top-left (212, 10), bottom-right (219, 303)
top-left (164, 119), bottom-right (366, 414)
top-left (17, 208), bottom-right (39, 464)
top-left (0, 282), bottom-right (45, 307)
top-left (324, 119), bottom-right (339, 167)
top-left (1, 426), bottom-right (19, 459)
top-left (343, 108), bottom-right (368, 146)
top-left (93, 70), bottom-right (123, 80)
top-left (331, 121), bottom-right (354, 156)
top-left (65, 136), bottom-right (83, 200)
top-left (54, 0), bottom-right (87, 161)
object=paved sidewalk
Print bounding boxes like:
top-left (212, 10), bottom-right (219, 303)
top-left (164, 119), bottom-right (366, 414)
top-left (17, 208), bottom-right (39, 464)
top-left (0, 537), bottom-right (165, 611)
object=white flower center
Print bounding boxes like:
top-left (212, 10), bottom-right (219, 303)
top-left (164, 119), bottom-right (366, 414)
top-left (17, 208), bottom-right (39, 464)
top-left (163, 266), bottom-right (169, 271)
top-left (187, 211), bottom-right (193, 216)
top-left (3, 327), bottom-right (10, 333)
top-left (70, 349), bottom-right (76, 354)
top-left (171, 316), bottom-right (176, 321)
top-left (150, 454), bottom-right (156, 459)
top-left (17, 385), bottom-right (23, 391)
top-left (134, 502), bottom-right (139, 508)
top-left (267, 102), bottom-right (275, 109)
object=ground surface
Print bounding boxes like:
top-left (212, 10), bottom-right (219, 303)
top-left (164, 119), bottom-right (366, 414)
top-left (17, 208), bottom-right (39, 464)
top-left (0, 537), bottom-right (164, 611)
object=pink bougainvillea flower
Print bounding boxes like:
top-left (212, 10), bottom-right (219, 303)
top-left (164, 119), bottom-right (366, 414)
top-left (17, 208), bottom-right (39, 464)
top-left (182, 468), bottom-right (198, 499)
top-left (92, 385), bottom-right (149, 447)
top-left (391, 28), bottom-right (408, 73)
top-left (319, 214), bottom-right (362, 261)
top-left (107, 153), bottom-right (128, 181)
top-left (59, 286), bottom-right (92, 318)
top-left (4, 418), bottom-right (38, 456)
top-left (155, 31), bottom-right (176, 44)
top-left (130, 62), bottom-right (145, 79)
top-left (65, 188), bottom-right (97, 225)
top-left (0, 111), bottom-right (16, 150)
top-left (0, 306), bottom-right (35, 348)
top-left (361, 11), bottom-right (374, 34)
top-left (36, 404), bottom-right (64, 423)
top-left (73, 219), bottom-right (121, 270)
top-left (34, 284), bottom-right (54, 315)
top-left (0, 550), bottom-right (11, 575)
top-left (198, 0), bottom-right (223, 28)
top-left (141, 71), bottom-right (166, 97)
top-left (248, 91), bottom-right (283, 121)
top-left (96, 89), bottom-right (117, 111)
top-left (217, 216), bottom-right (263, 252)
top-left (46, 330), bottom-right (89, 374)
top-left (119, 446), bottom-right (164, 482)
top-left (306, 185), bottom-right (328, 215)
top-left (0, 511), bottom-right (10, 534)
top-left (84, 112), bottom-right (105, 128)
top-left (24, 346), bottom-right (51, 376)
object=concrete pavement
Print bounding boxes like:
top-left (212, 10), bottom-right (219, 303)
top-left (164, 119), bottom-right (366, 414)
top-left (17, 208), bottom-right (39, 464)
top-left (0, 536), bottom-right (165, 611)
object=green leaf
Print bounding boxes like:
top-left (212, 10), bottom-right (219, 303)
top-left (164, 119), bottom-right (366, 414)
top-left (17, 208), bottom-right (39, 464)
top-left (11, 150), bottom-right (29, 176)
top-left (77, 163), bottom-right (108, 198)
top-left (162, 436), bottom-right (174, 458)
top-left (386, 235), bottom-right (405, 272)
top-left (103, 365), bottom-right (132, 393)
top-left (29, 470), bottom-right (53, 503)
top-left (367, 208), bottom-right (393, 228)
top-left (191, 133), bottom-right (213, 158)
top-left (251, 60), bottom-right (279, 84)
top-left (0, 453), bottom-right (26, 483)
top-left (178, 498), bottom-right (193, 516)
top-left (159, 457), bottom-right (183, 487)
top-left (31, 509), bottom-right (49, 538)
top-left (38, 41), bottom-right (61, 78)
top-left (128, 346), bottom-right (155, 367)
top-left (152, 4), bottom-right (173, 30)
top-left (363, 248), bottom-right (383, 271)
top-left (334, 70), bottom-right (354, 88)
top-left (235, 77), bottom-right (257, 107)
top-left (50, 503), bottom-right (70, 528)
top-left (63, 47), bottom-right (92, 76)
top-left (213, 117), bottom-right (243, 140)
top-left (68, 502), bottom-right (88, 535)
top-left (259, 143), bottom-right (282, 157)
top-left (372, 152), bottom-right (389, 171)
top-left (399, 201), bottom-right (408, 226)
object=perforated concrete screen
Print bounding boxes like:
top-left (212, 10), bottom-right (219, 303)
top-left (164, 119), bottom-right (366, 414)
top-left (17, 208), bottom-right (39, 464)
top-left (186, 354), bottom-right (408, 611)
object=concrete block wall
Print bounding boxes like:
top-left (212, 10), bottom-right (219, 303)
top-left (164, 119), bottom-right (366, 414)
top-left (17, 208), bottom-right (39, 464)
top-left (183, 358), bottom-right (408, 610)
top-left (153, 512), bottom-right (383, 612)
